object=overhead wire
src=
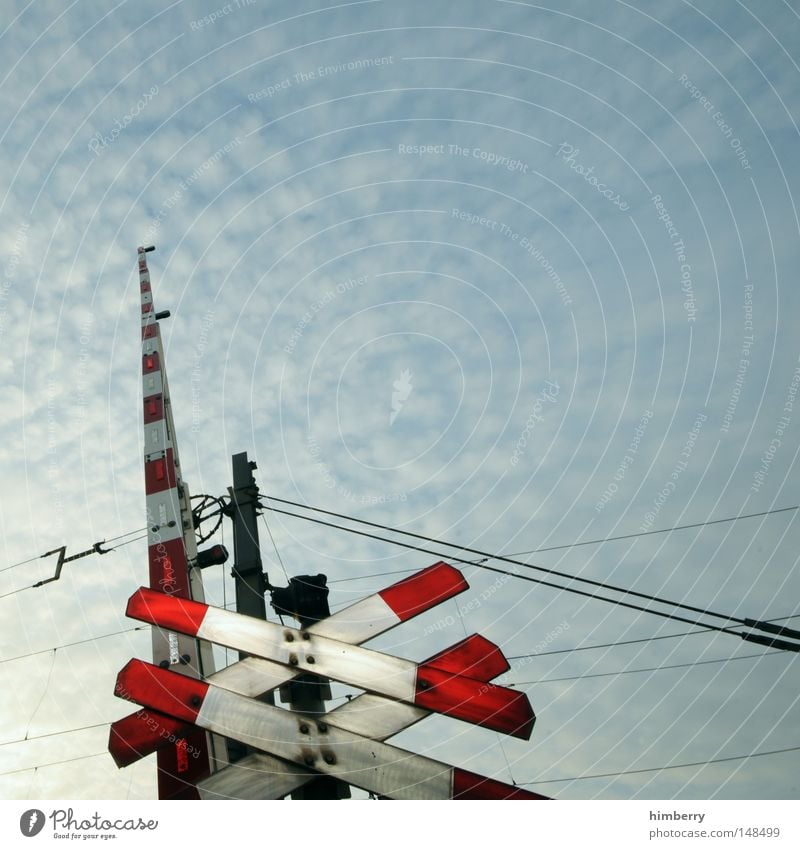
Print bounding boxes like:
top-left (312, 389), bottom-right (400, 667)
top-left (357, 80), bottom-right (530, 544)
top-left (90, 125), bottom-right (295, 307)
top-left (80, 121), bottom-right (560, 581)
top-left (518, 744), bottom-right (800, 785)
top-left (0, 751), bottom-right (108, 777)
top-left (1, 722), bottom-right (110, 748)
top-left (507, 649), bottom-right (783, 687)
top-left (499, 504), bottom-right (800, 557)
top-left (511, 613), bottom-right (800, 660)
top-left (261, 496), bottom-right (800, 649)
top-left (0, 627), bottom-right (147, 666)
top-left (258, 511), bottom-right (290, 584)
top-left (258, 502), bottom-right (789, 646)
top-left (0, 526), bottom-right (149, 575)
top-left (0, 533), bottom-right (150, 600)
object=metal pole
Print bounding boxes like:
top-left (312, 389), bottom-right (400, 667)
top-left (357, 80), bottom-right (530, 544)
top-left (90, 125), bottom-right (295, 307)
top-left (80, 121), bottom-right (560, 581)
top-left (226, 451), bottom-right (273, 766)
top-left (229, 452), bottom-right (269, 623)
top-left (271, 575), bottom-right (350, 799)
top-left (227, 452), bottom-right (348, 797)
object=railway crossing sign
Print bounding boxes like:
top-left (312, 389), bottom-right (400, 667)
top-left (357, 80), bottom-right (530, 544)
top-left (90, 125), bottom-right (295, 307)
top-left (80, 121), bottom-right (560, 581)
top-left (110, 561), bottom-right (547, 800)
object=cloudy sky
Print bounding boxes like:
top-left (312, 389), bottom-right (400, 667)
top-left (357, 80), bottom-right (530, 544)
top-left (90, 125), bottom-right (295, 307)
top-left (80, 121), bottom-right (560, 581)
top-left (1, 0), bottom-right (799, 803)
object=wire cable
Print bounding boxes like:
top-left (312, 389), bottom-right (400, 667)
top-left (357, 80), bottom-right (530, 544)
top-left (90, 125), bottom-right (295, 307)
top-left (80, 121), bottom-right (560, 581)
top-left (262, 496), bottom-right (800, 641)
top-left (518, 744), bottom-right (800, 785)
top-left (1, 527), bottom-right (149, 575)
top-left (0, 555), bottom-right (43, 575)
top-left (24, 650), bottom-right (57, 740)
top-left (508, 613), bottom-right (800, 661)
top-left (1, 722), bottom-right (109, 748)
top-left (0, 627), bottom-right (146, 666)
top-left (508, 629), bottom-right (713, 659)
top-left (501, 505), bottom-right (800, 557)
top-left (508, 649), bottom-right (781, 687)
top-left (0, 751), bottom-right (108, 777)
top-left (260, 504), bottom-right (752, 641)
top-left (0, 534), bottom-right (148, 600)
top-left (258, 511), bottom-right (290, 584)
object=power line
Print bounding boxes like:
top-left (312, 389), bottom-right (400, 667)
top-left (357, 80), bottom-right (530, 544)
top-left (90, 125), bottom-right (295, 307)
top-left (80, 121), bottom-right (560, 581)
top-left (0, 751), bottom-right (108, 777)
top-left (508, 629), bottom-right (713, 659)
top-left (0, 527), bottom-right (149, 575)
top-left (24, 651), bottom-right (56, 740)
top-left (0, 554), bottom-right (42, 575)
top-left (0, 533), bottom-right (150, 600)
top-left (0, 627), bottom-right (146, 665)
top-left (328, 567), bottom-right (418, 584)
top-left (262, 496), bottom-right (800, 643)
top-left (503, 504), bottom-right (800, 557)
top-left (520, 744), bottom-right (800, 785)
top-left (258, 512), bottom-right (290, 583)
top-left (508, 649), bottom-right (781, 686)
top-left (0, 722), bottom-right (109, 748)
top-left (261, 502), bottom-right (800, 650)
top-left (508, 613), bottom-right (800, 661)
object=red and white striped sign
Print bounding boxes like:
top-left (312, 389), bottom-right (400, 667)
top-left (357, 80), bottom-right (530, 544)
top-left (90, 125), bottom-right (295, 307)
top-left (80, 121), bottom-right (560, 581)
top-left (115, 659), bottom-right (547, 801)
top-left (198, 633), bottom-right (511, 799)
top-left (126, 585), bottom-right (535, 739)
top-left (137, 246), bottom-right (218, 799)
top-left (109, 561), bottom-right (471, 765)
top-left (111, 630), bottom-right (507, 779)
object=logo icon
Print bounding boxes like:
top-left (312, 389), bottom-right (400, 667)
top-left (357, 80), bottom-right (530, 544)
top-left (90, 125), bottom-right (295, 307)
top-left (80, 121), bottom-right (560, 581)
top-left (390, 369), bottom-right (413, 426)
top-left (19, 810), bottom-right (46, 837)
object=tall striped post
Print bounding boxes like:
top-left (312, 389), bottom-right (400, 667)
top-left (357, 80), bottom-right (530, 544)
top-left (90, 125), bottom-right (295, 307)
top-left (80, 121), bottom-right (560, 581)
top-left (138, 246), bottom-right (219, 798)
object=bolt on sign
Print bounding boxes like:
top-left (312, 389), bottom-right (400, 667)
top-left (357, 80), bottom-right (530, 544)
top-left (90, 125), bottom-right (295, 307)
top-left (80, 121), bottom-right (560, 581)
top-left (110, 562), bottom-right (548, 800)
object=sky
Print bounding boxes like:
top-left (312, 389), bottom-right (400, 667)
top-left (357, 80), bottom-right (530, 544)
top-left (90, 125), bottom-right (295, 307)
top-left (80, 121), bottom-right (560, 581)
top-left (1, 0), bottom-right (799, 803)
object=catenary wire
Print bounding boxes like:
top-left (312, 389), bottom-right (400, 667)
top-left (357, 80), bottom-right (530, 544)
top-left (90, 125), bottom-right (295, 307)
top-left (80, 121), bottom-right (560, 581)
top-left (0, 627), bottom-right (146, 665)
top-left (0, 534), bottom-right (148, 600)
top-left (262, 495), bottom-right (796, 633)
top-left (0, 722), bottom-right (110, 748)
top-left (507, 649), bottom-right (781, 686)
top-left (500, 504), bottom-right (800, 557)
top-left (0, 751), bottom-right (108, 777)
top-left (0, 527), bottom-right (149, 575)
top-left (260, 504), bottom-right (751, 640)
top-left (518, 745), bottom-right (800, 785)
top-left (508, 613), bottom-right (800, 660)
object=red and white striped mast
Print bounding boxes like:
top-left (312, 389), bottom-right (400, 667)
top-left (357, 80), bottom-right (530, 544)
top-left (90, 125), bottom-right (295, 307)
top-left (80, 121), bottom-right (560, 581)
top-left (137, 245), bottom-right (221, 798)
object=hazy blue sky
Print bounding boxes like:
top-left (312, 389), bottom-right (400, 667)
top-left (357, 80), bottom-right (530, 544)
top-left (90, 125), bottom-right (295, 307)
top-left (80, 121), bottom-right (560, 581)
top-left (1, 0), bottom-right (799, 801)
